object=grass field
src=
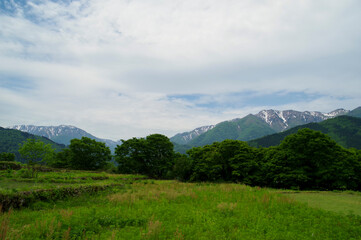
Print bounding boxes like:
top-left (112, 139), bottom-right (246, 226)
top-left (1, 169), bottom-right (361, 239)
top-left (282, 191), bottom-right (361, 216)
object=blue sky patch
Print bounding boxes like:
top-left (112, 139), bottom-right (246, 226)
top-left (167, 91), bottom-right (324, 110)
top-left (0, 75), bottom-right (34, 91)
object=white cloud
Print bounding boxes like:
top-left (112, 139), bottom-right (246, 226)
top-left (0, 0), bottom-right (360, 139)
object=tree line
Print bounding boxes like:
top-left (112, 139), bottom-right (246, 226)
top-left (115, 129), bottom-right (361, 190)
top-left (3, 128), bottom-right (361, 190)
top-left (184, 129), bottom-right (361, 190)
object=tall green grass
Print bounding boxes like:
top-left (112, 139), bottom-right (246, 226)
top-left (1, 181), bottom-right (361, 239)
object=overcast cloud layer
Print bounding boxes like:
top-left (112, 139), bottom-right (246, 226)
top-left (1, 0), bottom-right (360, 140)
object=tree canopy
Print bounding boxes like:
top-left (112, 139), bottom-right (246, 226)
top-left (68, 137), bottom-right (112, 170)
top-left (18, 138), bottom-right (55, 165)
top-left (115, 134), bottom-right (175, 178)
top-left (179, 129), bottom-right (361, 190)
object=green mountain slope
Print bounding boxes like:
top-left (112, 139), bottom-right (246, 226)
top-left (248, 115), bottom-right (361, 149)
top-left (189, 114), bottom-right (276, 147)
top-left (347, 106), bottom-right (361, 118)
top-left (173, 142), bottom-right (192, 154)
top-left (0, 127), bottom-right (65, 161)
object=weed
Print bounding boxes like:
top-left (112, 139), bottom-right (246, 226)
top-left (174, 228), bottom-right (184, 240)
top-left (59, 209), bottom-right (74, 221)
top-left (142, 217), bottom-right (163, 240)
top-left (63, 226), bottom-right (71, 240)
top-left (0, 208), bottom-right (11, 240)
top-left (217, 202), bottom-right (238, 211)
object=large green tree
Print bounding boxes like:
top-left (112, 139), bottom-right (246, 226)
top-left (145, 134), bottom-right (175, 178)
top-left (18, 139), bottom-right (55, 177)
top-left (187, 140), bottom-right (258, 182)
top-left (265, 128), bottom-right (360, 190)
top-left (115, 134), bottom-right (175, 178)
top-left (229, 142), bottom-right (262, 185)
top-left (115, 137), bottom-right (148, 174)
top-left (68, 137), bottom-right (112, 170)
top-left (51, 148), bottom-right (73, 169)
top-left (172, 153), bottom-right (193, 181)
top-left (18, 138), bottom-right (55, 166)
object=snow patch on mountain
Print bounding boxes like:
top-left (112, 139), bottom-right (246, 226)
top-left (324, 108), bottom-right (349, 117)
top-left (255, 108), bottom-right (349, 131)
top-left (257, 110), bottom-right (272, 125)
top-left (170, 125), bottom-right (215, 144)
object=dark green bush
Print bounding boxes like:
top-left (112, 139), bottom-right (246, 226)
top-left (0, 161), bottom-right (22, 170)
top-left (0, 153), bottom-right (15, 162)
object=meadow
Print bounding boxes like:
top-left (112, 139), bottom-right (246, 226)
top-left (281, 191), bottom-right (361, 216)
top-left (1, 169), bottom-right (361, 240)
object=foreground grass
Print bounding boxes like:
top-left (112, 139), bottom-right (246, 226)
top-left (282, 191), bottom-right (361, 216)
top-left (1, 180), bottom-right (361, 239)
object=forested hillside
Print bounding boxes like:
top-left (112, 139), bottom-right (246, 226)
top-left (0, 127), bottom-right (65, 161)
top-left (248, 116), bottom-right (361, 149)
top-left (188, 115), bottom-right (276, 147)
top-left (347, 106), bottom-right (361, 118)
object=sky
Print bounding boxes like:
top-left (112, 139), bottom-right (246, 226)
top-left (0, 0), bottom-right (360, 140)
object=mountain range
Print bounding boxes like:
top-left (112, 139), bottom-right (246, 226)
top-left (170, 107), bottom-right (361, 153)
top-left (170, 108), bottom-right (352, 146)
top-left (8, 125), bottom-right (121, 151)
top-left (4, 106), bottom-right (361, 155)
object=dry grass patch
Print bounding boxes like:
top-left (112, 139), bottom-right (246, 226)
top-left (217, 202), bottom-right (238, 211)
top-left (108, 182), bottom-right (197, 203)
top-left (142, 217), bottom-right (163, 240)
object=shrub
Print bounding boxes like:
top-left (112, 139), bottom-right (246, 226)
top-left (0, 161), bottom-right (22, 170)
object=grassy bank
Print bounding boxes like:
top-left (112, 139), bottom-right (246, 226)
top-left (0, 170), bottom-right (146, 211)
top-left (1, 178), bottom-right (361, 239)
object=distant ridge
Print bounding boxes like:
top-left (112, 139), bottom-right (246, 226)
top-left (170, 125), bottom-right (215, 145)
top-left (347, 106), bottom-right (361, 118)
top-left (8, 125), bottom-right (121, 151)
top-left (254, 108), bottom-right (349, 132)
top-left (188, 114), bottom-right (276, 147)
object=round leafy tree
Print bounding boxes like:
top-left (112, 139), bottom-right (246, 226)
top-left (69, 137), bottom-right (111, 170)
top-left (269, 128), bottom-right (358, 190)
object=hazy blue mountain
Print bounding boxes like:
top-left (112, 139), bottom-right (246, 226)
top-left (8, 125), bottom-right (120, 152)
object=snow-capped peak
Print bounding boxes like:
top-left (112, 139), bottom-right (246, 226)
top-left (255, 108), bottom-right (349, 132)
top-left (324, 108), bottom-right (349, 117)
